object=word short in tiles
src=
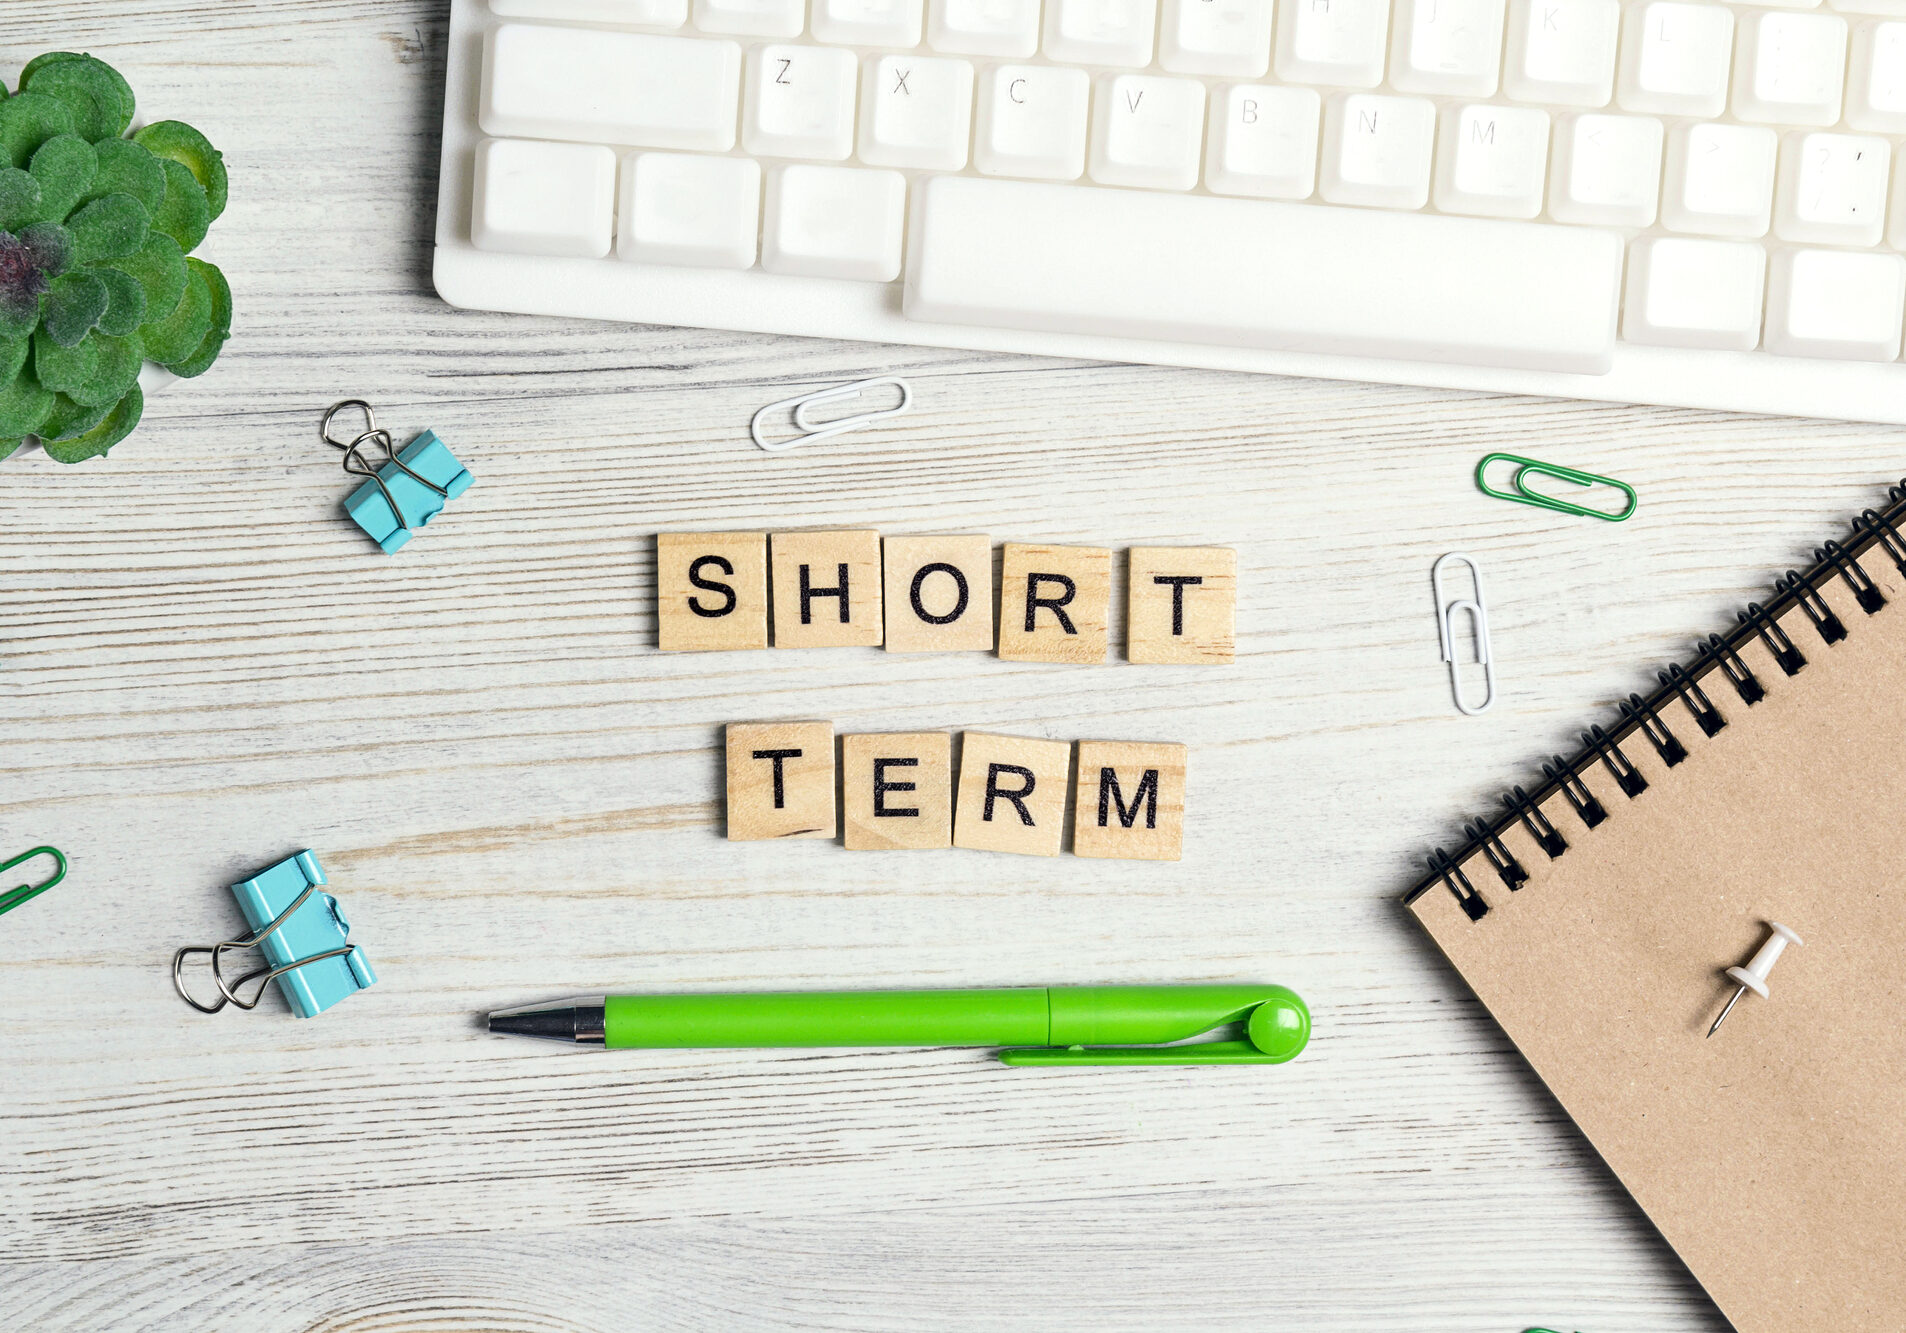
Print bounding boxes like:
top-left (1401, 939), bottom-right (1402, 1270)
top-left (656, 531), bottom-right (1234, 662)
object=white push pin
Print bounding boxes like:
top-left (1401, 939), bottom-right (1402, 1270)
top-left (1707, 922), bottom-right (1802, 1038)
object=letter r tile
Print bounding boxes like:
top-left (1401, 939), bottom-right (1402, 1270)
top-left (1072, 740), bottom-right (1188, 861)
top-left (996, 543), bottom-right (1111, 664)
top-left (726, 721), bottom-right (837, 841)
top-left (657, 533), bottom-right (769, 652)
top-left (953, 732), bottom-right (1072, 857)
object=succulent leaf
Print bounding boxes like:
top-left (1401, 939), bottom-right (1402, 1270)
top-left (67, 329), bottom-right (142, 406)
top-left (66, 192), bottom-right (148, 265)
top-left (149, 159), bottom-right (208, 252)
top-left (98, 230), bottom-right (184, 323)
top-left (0, 91), bottom-right (78, 170)
top-left (20, 53), bottom-right (89, 82)
top-left (138, 254), bottom-right (211, 363)
top-left (134, 120), bottom-right (226, 221)
top-left (0, 224), bottom-right (65, 338)
top-left (43, 270), bottom-right (108, 346)
top-left (93, 263), bottom-right (146, 335)
top-left (19, 54), bottom-right (135, 143)
top-left (0, 167), bottom-right (42, 231)
top-left (164, 258), bottom-right (230, 378)
top-left (0, 360), bottom-right (55, 437)
top-left (26, 133), bottom-right (97, 226)
top-left (36, 389), bottom-right (110, 442)
top-left (0, 437), bottom-right (21, 461)
top-left (32, 326), bottom-right (98, 396)
top-left (18, 221), bottom-right (73, 276)
top-left (81, 137), bottom-right (165, 214)
top-left (41, 384), bottom-right (140, 463)
top-left (0, 332), bottom-right (26, 384)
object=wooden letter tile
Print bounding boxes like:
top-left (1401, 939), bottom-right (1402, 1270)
top-left (842, 732), bottom-right (953, 850)
top-left (1072, 741), bottom-right (1188, 861)
top-left (726, 721), bottom-right (836, 841)
top-left (882, 534), bottom-right (995, 653)
top-left (953, 732), bottom-right (1073, 857)
top-left (995, 543), bottom-right (1110, 664)
top-left (656, 532), bottom-right (769, 652)
top-left (771, 530), bottom-right (884, 648)
top-left (1127, 547), bottom-right (1236, 665)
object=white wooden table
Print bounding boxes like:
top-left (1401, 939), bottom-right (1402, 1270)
top-left (6, 7), bottom-right (1899, 1330)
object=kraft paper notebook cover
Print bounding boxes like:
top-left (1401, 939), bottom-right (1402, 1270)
top-left (1405, 482), bottom-right (1906, 1333)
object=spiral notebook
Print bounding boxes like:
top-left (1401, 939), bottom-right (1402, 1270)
top-left (1405, 479), bottom-right (1906, 1333)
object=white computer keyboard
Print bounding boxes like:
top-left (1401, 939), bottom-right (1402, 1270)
top-left (433, 0), bottom-right (1906, 423)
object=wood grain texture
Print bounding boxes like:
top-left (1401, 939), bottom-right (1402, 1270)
top-left (4, 4), bottom-right (1902, 1329)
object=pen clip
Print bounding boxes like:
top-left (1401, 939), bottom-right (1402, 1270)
top-left (997, 1039), bottom-right (1295, 1067)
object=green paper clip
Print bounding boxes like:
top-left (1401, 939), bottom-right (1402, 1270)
top-left (1477, 453), bottom-right (1637, 522)
top-left (0, 846), bottom-right (67, 918)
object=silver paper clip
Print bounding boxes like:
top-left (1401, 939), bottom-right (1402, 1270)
top-left (1432, 552), bottom-right (1496, 716)
top-left (750, 376), bottom-right (911, 453)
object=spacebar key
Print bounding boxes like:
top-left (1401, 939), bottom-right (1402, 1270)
top-left (902, 177), bottom-right (1621, 374)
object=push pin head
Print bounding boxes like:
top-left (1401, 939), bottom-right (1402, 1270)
top-left (1707, 921), bottom-right (1802, 1038)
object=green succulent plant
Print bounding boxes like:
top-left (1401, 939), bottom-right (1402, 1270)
top-left (0, 52), bottom-right (230, 465)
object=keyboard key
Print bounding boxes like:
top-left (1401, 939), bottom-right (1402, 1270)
top-left (1159, 0), bottom-right (1275, 76)
top-left (1044, 0), bottom-right (1159, 67)
top-left (1089, 75), bottom-right (1207, 191)
top-left (814, 0), bottom-right (925, 45)
top-left (1320, 93), bottom-right (1435, 209)
top-left (974, 65), bottom-right (1091, 179)
top-left (859, 55), bottom-right (975, 170)
top-left (926, 0), bottom-right (1041, 55)
top-left (480, 24), bottom-right (741, 150)
top-left (1618, 2), bottom-right (1734, 116)
top-left (1661, 123), bottom-right (1777, 237)
top-left (618, 151), bottom-right (761, 267)
top-left (744, 45), bottom-right (858, 159)
top-left (1502, 0), bottom-right (1619, 106)
top-left (1847, 21), bottom-right (1906, 131)
top-left (1433, 104), bottom-right (1549, 219)
top-left (472, 137), bottom-right (618, 257)
top-left (1622, 236), bottom-right (1766, 350)
top-left (1832, 0), bottom-right (1906, 13)
top-left (764, 164), bottom-right (907, 280)
top-left (1390, 0), bottom-right (1509, 96)
top-left (1774, 130), bottom-right (1890, 245)
top-left (903, 175), bottom-right (1622, 372)
top-left (694, 0), bottom-right (805, 34)
top-left (491, 0), bottom-right (687, 24)
top-left (1548, 112), bottom-right (1663, 226)
top-left (1276, 0), bottom-right (1393, 87)
top-left (1205, 84), bottom-right (1322, 199)
top-left (1734, 11), bottom-right (1849, 124)
top-left (1765, 248), bottom-right (1906, 361)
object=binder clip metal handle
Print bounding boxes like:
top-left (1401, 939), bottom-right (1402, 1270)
top-left (750, 376), bottom-right (911, 453)
top-left (323, 398), bottom-right (450, 535)
top-left (172, 881), bottom-right (357, 1014)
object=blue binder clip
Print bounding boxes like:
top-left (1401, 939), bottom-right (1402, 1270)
top-left (172, 850), bottom-right (376, 1018)
top-left (323, 399), bottom-right (473, 554)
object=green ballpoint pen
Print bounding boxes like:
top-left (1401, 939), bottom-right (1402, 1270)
top-left (487, 985), bottom-right (1310, 1066)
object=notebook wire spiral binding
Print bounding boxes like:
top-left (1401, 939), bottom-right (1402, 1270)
top-left (1408, 477), bottom-right (1906, 923)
